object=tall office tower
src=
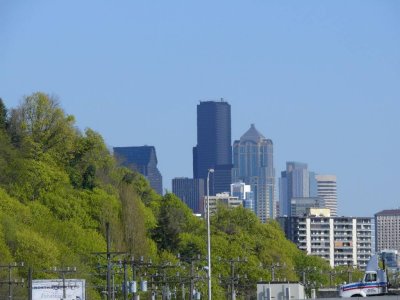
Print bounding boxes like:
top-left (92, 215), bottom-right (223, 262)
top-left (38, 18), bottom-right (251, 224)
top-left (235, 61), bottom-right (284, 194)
top-left (315, 175), bottom-right (337, 216)
top-left (279, 162), bottom-right (312, 217)
top-left (193, 100), bottom-right (232, 195)
top-left (375, 209), bottom-right (400, 253)
top-left (172, 178), bottom-right (205, 214)
top-left (113, 146), bottom-right (163, 195)
top-left (232, 124), bottom-right (275, 222)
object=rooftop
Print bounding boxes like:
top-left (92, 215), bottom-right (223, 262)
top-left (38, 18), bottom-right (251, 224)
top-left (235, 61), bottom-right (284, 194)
top-left (375, 209), bottom-right (400, 216)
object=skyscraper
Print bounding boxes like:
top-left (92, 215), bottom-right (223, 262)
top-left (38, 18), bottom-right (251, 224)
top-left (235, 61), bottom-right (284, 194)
top-left (315, 175), bottom-right (337, 216)
top-left (279, 162), bottom-right (310, 217)
top-left (193, 100), bottom-right (232, 194)
top-left (113, 146), bottom-right (163, 194)
top-left (172, 177), bottom-right (205, 214)
top-left (280, 162), bottom-right (338, 217)
top-left (232, 124), bottom-right (275, 222)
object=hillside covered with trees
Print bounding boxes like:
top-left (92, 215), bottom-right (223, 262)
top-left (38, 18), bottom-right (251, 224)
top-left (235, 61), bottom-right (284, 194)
top-left (0, 93), bottom-right (358, 299)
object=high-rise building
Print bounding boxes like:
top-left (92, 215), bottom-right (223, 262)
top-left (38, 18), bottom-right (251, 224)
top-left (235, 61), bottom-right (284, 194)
top-left (375, 209), bottom-right (400, 253)
top-left (279, 162), bottom-right (314, 217)
top-left (113, 146), bottom-right (163, 194)
top-left (280, 163), bottom-right (337, 217)
top-left (315, 175), bottom-right (337, 216)
top-left (172, 177), bottom-right (205, 214)
top-left (232, 124), bottom-right (275, 222)
top-left (193, 100), bottom-right (232, 194)
top-left (279, 209), bottom-right (373, 268)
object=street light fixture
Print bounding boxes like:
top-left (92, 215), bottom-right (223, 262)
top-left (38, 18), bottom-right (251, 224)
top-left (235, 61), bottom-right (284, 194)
top-left (207, 168), bottom-right (214, 300)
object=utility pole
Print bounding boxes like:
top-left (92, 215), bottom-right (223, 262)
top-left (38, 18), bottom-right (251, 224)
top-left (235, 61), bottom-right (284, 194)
top-left (0, 262), bottom-right (24, 300)
top-left (129, 256), bottom-right (152, 300)
top-left (28, 267), bottom-right (32, 300)
top-left (93, 222), bottom-right (126, 300)
top-left (218, 258), bottom-right (247, 300)
top-left (49, 266), bottom-right (77, 299)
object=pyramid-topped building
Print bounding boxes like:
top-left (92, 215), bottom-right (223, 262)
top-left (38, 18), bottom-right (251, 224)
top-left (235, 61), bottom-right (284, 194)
top-left (232, 124), bottom-right (275, 222)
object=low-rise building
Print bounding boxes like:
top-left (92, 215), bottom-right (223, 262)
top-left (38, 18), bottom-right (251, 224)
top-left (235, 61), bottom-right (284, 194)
top-left (203, 192), bottom-right (242, 216)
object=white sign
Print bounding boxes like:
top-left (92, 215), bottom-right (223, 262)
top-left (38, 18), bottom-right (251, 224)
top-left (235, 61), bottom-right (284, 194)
top-left (32, 279), bottom-right (85, 300)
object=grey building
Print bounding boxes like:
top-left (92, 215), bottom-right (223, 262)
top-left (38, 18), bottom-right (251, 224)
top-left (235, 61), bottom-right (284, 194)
top-left (290, 197), bottom-right (322, 217)
top-left (172, 178), bottom-right (205, 214)
top-left (375, 209), bottom-right (400, 253)
top-left (232, 124), bottom-right (275, 222)
top-left (279, 162), bottom-right (315, 217)
top-left (114, 146), bottom-right (163, 195)
top-left (193, 100), bottom-right (232, 195)
top-left (280, 162), bottom-right (337, 217)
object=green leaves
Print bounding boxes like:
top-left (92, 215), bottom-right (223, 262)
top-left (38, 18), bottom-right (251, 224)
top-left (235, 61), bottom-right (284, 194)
top-left (8, 92), bottom-right (76, 164)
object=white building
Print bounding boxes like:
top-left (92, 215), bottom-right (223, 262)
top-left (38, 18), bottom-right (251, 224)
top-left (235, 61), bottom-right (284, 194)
top-left (231, 182), bottom-right (254, 212)
top-left (281, 209), bottom-right (373, 268)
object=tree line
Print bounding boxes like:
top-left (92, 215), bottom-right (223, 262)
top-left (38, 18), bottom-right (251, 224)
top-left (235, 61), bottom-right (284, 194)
top-left (0, 93), bottom-right (363, 299)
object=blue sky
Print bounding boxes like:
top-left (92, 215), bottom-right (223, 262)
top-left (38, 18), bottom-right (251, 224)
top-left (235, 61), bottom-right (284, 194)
top-left (1, 1), bottom-right (399, 217)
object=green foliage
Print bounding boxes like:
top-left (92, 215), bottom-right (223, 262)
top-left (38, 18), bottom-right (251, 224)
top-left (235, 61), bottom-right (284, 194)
top-left (8, 92), bottom-right (77, 164)
top-left (0, 92), bottom-right (339, 299)
top-left (0, 98), bottom-right (7, 130)
top-left (151, 193), bottom-right (204, 252)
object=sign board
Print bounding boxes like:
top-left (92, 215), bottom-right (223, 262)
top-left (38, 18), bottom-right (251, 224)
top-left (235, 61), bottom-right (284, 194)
top-left (32, 279), bottom-right (85, 300)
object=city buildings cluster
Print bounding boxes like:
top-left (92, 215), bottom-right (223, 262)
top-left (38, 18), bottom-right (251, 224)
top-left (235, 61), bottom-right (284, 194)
top-left (112, 99), bottom-right (400, 269)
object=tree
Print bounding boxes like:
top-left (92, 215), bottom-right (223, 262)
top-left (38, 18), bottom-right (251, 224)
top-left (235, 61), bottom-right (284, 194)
top-left (0, 98), bottom-right (7, 130)
top-left (8, 92), bottom-right (76, 163)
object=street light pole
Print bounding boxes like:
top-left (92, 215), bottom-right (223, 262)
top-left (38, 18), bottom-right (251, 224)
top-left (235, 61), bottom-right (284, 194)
top-left (207, 168), bottom-right (214, 300)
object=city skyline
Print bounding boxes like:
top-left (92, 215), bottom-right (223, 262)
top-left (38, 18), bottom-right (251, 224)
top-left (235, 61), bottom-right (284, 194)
top-left (1, 1), bottom-right (399, 218)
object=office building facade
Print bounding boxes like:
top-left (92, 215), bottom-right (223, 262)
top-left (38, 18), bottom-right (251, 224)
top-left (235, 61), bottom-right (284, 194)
top-left (280, 162), bottom-right (337, 217)
top-left (316, 175), bottom-right (338, 216)
top-left (290, 197), bottom-right (322, 217)
top-left (232, 124), bottom-right (275, 222)
top-left (172, 178), bottom-right (205, 214)
top-left (375, 209), bottom-right (400, 253)
top-left (193, 100), bottom-right (232, 195)
top-left (114, 146), bottom-right (163, 194)
top-left (279, 162), bottom-right (315, 217)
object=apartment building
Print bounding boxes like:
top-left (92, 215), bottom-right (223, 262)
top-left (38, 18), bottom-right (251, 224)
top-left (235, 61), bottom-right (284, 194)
top-left (280, 209), bottom-right (373, 268)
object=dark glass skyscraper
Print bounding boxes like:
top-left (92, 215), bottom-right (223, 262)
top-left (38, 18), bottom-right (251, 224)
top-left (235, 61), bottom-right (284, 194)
top-left (193, 100), bottom-right (232, 195)
top-left (113, 146), bottom-right (163, 195)
top-left (172, 177), bottom-right (205, 214)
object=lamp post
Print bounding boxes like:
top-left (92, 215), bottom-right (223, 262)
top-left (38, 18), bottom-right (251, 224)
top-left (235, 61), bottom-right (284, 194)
top-left (207, 168), bottom-right (214, 300)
